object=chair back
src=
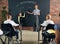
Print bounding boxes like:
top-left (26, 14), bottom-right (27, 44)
top-left (46, 24), bottom-right (54, 31)
top-left (1, 23), bottom-right (14, 31)
top-left (1, 23), bottom-right (15, 35)
top-left (1, 24), bottom-right (18, 38)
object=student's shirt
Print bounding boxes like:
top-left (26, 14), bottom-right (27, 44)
top-left (0, 29), bottom-right (3, 35)
top-left (41, 20), bottom-right (54, 26)
top-left (41, 20), bottom-right (54, 30)
top-left (33, 9), bottom-right (40, 15)
top-left (4, 19), bottom-right (19, 26)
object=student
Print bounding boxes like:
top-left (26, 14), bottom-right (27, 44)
top-left (4, 15), bottom-right (19, 26)
top-left (41, 15), bottom-right (54, 30)
top-left (27, 4), bottom-right (40, 31)
top-left (41, 14), bottom-right (55, 43)
top-left (4, 15), bottom-right (19, 39)
top-left (18, 12), bottom-right (25, 25)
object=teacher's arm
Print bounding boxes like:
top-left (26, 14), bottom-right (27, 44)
top-left (26, 11), bottom-right (34, 14)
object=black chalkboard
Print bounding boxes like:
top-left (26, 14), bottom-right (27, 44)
top-left (8, 0), bottom-right (50, 26)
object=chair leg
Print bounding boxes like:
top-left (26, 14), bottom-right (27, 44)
top-left (38, 31), bottom-right (40, 44)
top-left (4, 36), bottom-right (7, 44)
top-left (8, 37), bottom-right (9, 44)
top-left (8, 37), bottom-right (11, 44)
top-left (20, 30), bottom-right (22, 44)
top-left (0, 37), bottom-right (5, 44)
top-left (11, 38), bottom-right (14, 44)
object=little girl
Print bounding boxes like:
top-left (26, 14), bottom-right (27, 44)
top-left (18, 12), bottom-right (25, 25)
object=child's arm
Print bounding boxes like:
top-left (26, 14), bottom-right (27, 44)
top-left (18, 16), bottom-right (20, 24)
top-left (21, 12), bottom-right (25, 18)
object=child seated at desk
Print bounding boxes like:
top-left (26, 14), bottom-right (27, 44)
top-left (41, 15), bottom-right (54, 30)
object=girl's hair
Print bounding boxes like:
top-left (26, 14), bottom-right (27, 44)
top-left (7, 15), bottom-right (12, 19)
top-left (48, 15), bottom-right (51, 19)
top-left (46, 15), bottom-right (51, 20)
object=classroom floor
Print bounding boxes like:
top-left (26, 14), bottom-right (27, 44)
top-left (0, 30), bottom-right (55, 44)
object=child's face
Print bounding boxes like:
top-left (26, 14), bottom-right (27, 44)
top-left (19, 13), bottom-right (22, 16)
top-left (46, 15), bottom-right (51, 20)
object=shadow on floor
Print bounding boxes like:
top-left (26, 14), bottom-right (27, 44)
top-left (22, 41), bottom-right (38, 44)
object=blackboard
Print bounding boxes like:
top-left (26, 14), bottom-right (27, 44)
top-left (8, 0), bottom-right (50, 26)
